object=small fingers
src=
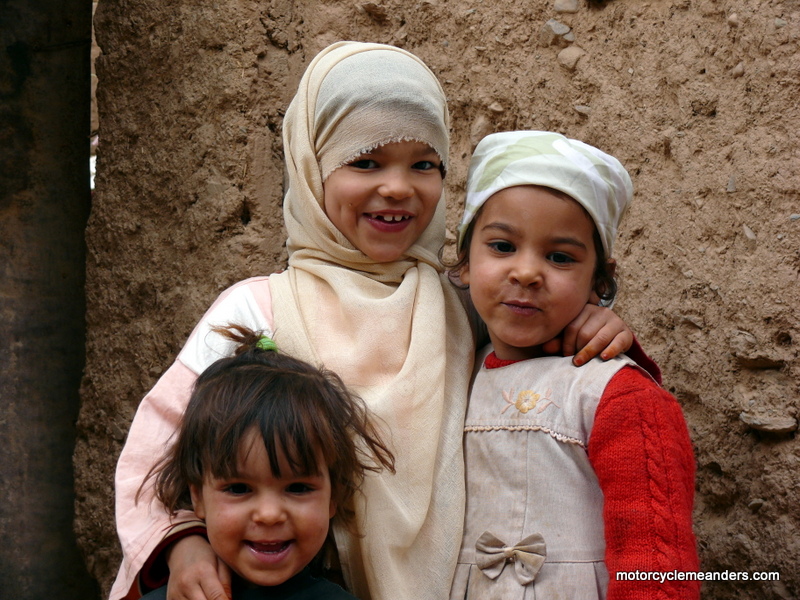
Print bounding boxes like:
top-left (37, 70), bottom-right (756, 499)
top-left (169, 564), bottom-right (227, 600)
top-left (166, 536), bottom-right (224, 600)
top-left (602, 329), bottom-right (634, 359)
top-left (569, 305), bottom-right (635, 365)
top-left (217, 560), bottom-right (233, 600)
top-left (560, 309), bottom-right (593, 358)
top-left (573, 328), bottom-right (628, 366)
top-left (201, 579), bottom-right (232, 600)
top-left (572, 327), bottom-right (612, 366)
top-left (167, 577), bottom-right (209, 600)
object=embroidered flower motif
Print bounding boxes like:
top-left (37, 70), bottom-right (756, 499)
top-left (501, 388), bottom-right (560, 415)
top-left (515, 390), bottom-right (540, 414)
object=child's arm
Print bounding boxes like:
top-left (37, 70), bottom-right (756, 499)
top-left (543, 305), bottom-right (663, 383)
top-left (588, 367), bottom-right (700, 600)
top-left (164, 536), bottom-right (232, 600)
top-left (113, 359), bottom-right (205, 599)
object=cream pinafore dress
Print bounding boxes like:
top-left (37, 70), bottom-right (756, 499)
top-left (450, 346), bottom-right (638, 600)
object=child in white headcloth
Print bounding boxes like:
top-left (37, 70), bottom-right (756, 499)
top-left (448, 131), bottom-right (700, 600)
top-left (111, 45), bottom-right (644, 600)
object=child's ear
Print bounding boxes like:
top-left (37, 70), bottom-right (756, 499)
top-left (329, 497), bottom-right (336, 520)
top-left (590, 258), bottom-right (617, 304)
top-left (190, 484), bottom-right (206, 519)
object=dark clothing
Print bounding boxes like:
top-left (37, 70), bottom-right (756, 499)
top-left (141, 568), bottom-right (357, 600)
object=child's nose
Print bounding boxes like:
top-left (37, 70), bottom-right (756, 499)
top-left (252, 496), bottom-right (287, 525)
top-left (510, 255), bottom-right (544, 287)
top-left (378, 169), bottom-right (414, 200)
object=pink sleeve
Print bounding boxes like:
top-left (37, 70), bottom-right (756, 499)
top-left (109, 276), bottom-right (274, 600)
top-left (588, 367), bottom-right (699, 600)
top-left (110, 361), bottom-right (202, 600)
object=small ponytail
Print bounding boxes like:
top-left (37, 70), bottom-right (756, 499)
top-left (211, 323), bottom-right (278, 355)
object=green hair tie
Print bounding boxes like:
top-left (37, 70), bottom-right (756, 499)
top-left (255, 335), bottom-right (278, 353)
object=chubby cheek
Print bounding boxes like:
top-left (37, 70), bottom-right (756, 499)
top-left (566, 271), bottom-right (596, 304)
top-left (322, 195), bottom-right (346, 227)
top-left (322, 177), bottom-right (351, 215)
top-left (419, 186), bottom-right (443, 226)
top-left (462, 253), bottom-right (500, 302)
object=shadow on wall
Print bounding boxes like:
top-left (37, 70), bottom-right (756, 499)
top-left (0, 0), bottom-right (100, 597)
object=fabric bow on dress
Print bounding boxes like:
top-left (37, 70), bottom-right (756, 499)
top-left (475, 531), bottom-right (547, 585)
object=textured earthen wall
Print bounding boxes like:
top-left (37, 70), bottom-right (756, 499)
top-left (79, 1), bottom-right (799, 597)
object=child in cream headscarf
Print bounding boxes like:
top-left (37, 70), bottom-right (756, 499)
top-left (450, 131), bottom-right (699, 600)
top-left (112, 46), bottom-right (642, 600)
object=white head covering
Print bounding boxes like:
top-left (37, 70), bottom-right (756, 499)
top-left (268, 42), bottom-right (473, 600)
top-left (458, 131), bottom-right (633, 256)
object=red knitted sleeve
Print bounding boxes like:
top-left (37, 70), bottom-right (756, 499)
top-left (588, 366), bottom-right (700, 600)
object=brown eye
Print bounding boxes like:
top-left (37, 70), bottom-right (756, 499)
top-left (286, 482), bottom-right (314, 494)
top-left (548, 252), bottom-right (575, 264)
top-left (489, 241), bottom-right (515, 254)
top-left (223, 483), bottom-right (250, 495)
top-left (349, 159), bottom-right (378, 169)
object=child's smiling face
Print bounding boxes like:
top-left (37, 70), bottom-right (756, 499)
top-left (191, 429), bottom-right (335, 587)
top-left (461, 185), bottom-right (599, 361)
top-left (322, 141), bottom-right (443, 263)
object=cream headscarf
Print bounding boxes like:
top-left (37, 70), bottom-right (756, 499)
top-left (268, 42), bottom-right (473, 600)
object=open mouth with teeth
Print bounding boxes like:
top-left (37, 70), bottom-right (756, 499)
top-left (366, 213), bottom-right (412, 223)
top-left (247, 540), bottom-right (293, 559)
